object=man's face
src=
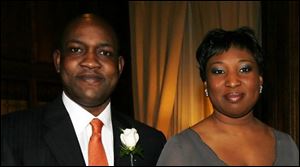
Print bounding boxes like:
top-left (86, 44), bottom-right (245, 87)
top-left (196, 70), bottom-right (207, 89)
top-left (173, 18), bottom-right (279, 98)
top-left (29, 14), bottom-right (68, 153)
top-left (53, 19), bottom-right (124, 111)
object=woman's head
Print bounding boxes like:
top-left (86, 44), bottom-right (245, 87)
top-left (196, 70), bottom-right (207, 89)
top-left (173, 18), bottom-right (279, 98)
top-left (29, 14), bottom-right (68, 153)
top-left (196, 27), bottom-right (264, 118)
top-left (196, 27), bottom-right (263, 82)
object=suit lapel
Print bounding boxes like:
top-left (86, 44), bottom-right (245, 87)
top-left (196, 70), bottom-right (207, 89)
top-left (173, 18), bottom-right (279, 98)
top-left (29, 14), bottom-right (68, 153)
top-left (43, 98), bottom-right (85, 166)
top-left (111, 110), bottom-right (132, 166)
top-left (41, 99), bottom-right (136, 166)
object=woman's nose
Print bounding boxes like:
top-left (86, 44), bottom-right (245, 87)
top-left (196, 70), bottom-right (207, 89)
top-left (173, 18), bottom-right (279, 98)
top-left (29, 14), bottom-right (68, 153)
top-left (225, 72), bottom-right (241, 87)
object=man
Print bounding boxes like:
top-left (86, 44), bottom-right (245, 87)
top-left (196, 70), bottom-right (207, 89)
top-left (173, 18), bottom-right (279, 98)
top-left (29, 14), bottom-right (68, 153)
top-left (1, 13), bottom-right (166, 166)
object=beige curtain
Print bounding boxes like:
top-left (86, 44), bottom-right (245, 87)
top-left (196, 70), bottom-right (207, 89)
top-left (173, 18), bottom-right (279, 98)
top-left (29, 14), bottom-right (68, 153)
top-left (129, 1), bottom-right (261, 138)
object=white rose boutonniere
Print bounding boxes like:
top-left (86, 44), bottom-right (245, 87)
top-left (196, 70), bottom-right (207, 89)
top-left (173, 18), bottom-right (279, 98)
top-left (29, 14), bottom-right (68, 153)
top-left (120, 128), bottom-right (143, 166)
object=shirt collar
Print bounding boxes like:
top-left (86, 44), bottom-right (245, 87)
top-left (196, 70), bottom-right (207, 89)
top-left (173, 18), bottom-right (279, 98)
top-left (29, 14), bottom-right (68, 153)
top-left (62, 91), bottom-right (112, 136)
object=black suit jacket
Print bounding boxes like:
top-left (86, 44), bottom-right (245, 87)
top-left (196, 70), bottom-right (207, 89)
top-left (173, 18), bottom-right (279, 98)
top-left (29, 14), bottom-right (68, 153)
top-left (1, 97), bottom-right (166, 166)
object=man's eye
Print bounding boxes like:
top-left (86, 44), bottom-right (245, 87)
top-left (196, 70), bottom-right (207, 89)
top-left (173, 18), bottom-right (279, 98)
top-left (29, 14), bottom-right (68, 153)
top-left (70, 48), bottom-right (83, 53)
top-left (98, 50), bottom-right (113, 57)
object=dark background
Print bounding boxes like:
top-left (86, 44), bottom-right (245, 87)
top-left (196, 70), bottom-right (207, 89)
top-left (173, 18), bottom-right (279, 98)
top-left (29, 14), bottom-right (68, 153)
top-left (1, 0), bottom-right (134, 117)
top-left (1, 1), bottom-right (299, 145)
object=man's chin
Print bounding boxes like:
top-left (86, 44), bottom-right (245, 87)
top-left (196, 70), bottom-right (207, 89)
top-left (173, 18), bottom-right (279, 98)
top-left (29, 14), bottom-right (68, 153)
top-left (78, 95), bottom-right (110, 107)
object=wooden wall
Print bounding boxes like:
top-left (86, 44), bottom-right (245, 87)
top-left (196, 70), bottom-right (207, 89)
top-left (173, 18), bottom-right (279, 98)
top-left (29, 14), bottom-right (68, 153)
top-left (1, 1), bottom-right (133, 117)
top-left (1, 1), bottom-right (299, 146)
top-left (259, 1), bottom-right (299, 145)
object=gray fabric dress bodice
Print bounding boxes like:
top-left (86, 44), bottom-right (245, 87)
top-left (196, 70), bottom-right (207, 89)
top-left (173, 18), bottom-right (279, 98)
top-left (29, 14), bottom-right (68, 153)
top-left (157, 128), bottom-right (299, 166)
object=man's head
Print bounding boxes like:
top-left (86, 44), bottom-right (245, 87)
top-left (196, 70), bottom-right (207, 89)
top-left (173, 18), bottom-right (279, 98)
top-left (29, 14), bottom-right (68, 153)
top-left (53, 13), bottom-right (124, 115)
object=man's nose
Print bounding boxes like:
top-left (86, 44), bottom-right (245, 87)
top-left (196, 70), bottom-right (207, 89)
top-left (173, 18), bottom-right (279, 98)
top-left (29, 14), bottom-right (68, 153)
top-left (80, 51), bottom-right (101, 69)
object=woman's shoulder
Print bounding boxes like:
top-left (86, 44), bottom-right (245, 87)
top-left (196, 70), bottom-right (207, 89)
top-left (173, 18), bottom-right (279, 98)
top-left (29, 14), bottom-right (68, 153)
top-left (273, 129), bottom-right (297, 143)
top-left (167, 128), bottom-right (203, 147)
top-left (272, 129), bottom-right (299, 165)
top-left (272, 129), bottom-right (298, 149)
top-left (160, 128), bottom-right (206, 157)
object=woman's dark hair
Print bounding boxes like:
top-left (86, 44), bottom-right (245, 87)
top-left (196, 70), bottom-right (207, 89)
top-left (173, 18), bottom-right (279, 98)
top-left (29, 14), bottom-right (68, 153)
top-left (196, 27), bottom-right (264, 82)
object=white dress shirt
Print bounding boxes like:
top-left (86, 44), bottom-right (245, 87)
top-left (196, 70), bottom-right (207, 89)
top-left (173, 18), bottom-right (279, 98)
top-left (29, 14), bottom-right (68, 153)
top-left (62, 92), bottom-right (114, 166)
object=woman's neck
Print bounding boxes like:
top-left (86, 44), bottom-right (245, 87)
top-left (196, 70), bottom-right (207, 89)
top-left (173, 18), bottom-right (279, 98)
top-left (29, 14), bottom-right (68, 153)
top-left (210, 112), bottom-right (260, 134)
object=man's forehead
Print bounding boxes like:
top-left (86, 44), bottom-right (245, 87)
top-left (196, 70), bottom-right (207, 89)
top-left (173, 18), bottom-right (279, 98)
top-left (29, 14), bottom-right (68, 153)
top-left (63, 15), bottom-right (115, 41)
top-left (67, 15), bottom-right (111, 32)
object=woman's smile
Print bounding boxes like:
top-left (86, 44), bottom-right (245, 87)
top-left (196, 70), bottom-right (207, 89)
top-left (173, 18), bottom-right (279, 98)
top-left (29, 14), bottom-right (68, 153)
top-left (223, 92), bottom-right (245, 103)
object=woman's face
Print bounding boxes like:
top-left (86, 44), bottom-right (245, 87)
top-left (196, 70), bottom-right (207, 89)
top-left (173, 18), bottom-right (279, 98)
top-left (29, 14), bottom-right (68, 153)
top-left (205, 47), bottom-right (263, 118)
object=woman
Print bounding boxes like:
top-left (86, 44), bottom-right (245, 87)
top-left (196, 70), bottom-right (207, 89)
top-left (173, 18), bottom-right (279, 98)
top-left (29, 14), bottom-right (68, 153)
top-left (157, 27), bottom-right (299, 166)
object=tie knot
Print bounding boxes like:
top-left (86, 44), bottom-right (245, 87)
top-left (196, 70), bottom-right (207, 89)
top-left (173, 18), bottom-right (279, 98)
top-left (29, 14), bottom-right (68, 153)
top-left (90, 118), bottom-right (103, 134)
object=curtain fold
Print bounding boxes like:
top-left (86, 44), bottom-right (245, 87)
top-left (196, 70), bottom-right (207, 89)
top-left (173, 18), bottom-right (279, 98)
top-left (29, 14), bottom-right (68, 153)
top-left (129, 1), bottom-right (261, 138)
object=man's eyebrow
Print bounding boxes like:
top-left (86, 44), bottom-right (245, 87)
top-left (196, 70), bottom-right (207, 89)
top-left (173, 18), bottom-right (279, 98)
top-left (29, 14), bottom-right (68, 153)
top-left (64, 39), bottom-right (83, 45)
top-left (98, 42), bottom-right (113, 47)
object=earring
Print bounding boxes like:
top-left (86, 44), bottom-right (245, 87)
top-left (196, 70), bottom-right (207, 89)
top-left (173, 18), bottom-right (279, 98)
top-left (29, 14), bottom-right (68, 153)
top-left (259, 85), bottom-right (263, 94)
top-left (204, 89), bottom-right (208, 96)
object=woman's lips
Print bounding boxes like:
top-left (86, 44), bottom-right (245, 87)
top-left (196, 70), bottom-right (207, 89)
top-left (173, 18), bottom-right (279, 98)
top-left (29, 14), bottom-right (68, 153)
top-left (224, 92), bottom-right (244, 103)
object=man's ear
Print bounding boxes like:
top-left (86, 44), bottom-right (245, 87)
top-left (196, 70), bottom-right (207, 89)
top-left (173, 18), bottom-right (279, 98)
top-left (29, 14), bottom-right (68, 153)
top-left (259, 76), bottom-right (263, 85)
top-left (53, 49), bottom-right (61, 73)
top-left (118, 56), bottom-right (125, 76)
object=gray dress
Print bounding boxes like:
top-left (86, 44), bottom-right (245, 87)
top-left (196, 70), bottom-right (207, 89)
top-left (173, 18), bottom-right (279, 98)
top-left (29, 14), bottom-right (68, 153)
top-left (157, 128), bottom-right (299, 166)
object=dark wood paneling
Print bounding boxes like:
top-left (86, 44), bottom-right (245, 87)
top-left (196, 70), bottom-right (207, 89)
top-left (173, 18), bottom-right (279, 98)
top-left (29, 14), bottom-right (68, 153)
top-left (260, 1), bottom-right (299, 145)
top-left (1, 1), bottom-right (133, 117)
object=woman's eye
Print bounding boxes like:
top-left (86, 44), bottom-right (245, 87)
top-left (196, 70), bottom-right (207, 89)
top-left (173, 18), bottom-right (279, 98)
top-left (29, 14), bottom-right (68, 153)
top-left (240, 66), bottom-right (252, 73)
top-left (211, 68), bottom-right (225, 74)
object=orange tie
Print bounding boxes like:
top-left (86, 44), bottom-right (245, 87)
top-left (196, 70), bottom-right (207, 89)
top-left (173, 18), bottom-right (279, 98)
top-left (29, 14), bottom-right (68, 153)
top-left (88, 118), bottom-right (108, 166)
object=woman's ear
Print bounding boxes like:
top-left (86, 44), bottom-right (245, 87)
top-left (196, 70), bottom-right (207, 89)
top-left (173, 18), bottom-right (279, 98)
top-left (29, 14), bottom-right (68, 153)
top-left (53, 49), bottom-right (61, 73)
top-left (204, 81), bottom-right (207, 89)
top-left (204, 81), bottom-right (209, 97)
